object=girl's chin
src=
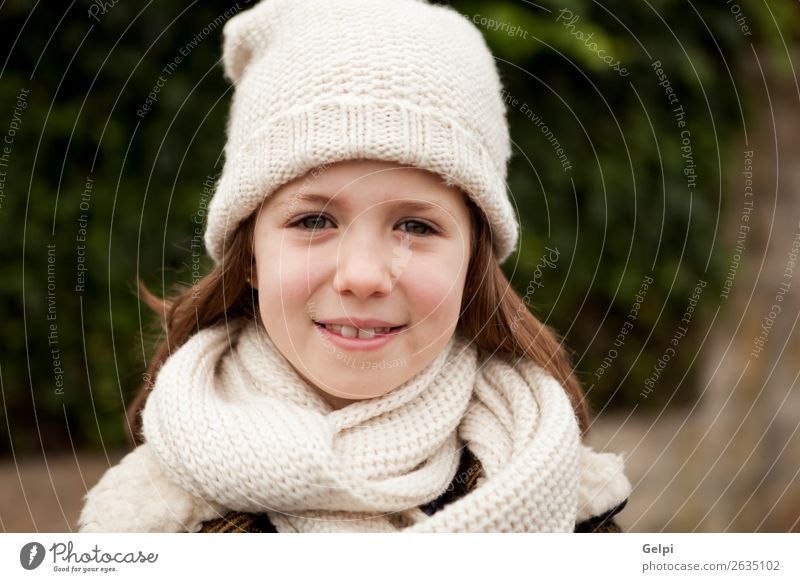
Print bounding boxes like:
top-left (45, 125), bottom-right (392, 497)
top-left (316, 380), bottom-right (396, 399)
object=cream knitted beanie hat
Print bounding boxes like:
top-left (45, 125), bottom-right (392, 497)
top-left (204, 0), bottom-right (519, 264)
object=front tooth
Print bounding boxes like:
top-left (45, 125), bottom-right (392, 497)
top-left (322, 324), bottom-right (393, 339)
top-left (339, 325), bottom-right (358, 338)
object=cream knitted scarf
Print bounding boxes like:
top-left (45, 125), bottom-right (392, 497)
top-left (79, 320), bottom-right (631, 533)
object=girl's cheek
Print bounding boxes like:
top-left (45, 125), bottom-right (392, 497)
top-left (404, 258), bottom-right (466, 320)
top-left (259, 246), bottom-right (328, 306)
top-left (266, 262), bottom-right (310, 297)
top-left (260, 239), bottom-right (315, 277)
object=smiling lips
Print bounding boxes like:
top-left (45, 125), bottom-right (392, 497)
top-left (314, 321), bottom-right (406, 340)
top-left (313, 320), bottom-right (405, 352)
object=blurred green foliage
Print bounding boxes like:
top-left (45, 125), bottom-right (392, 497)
top-left (0, 0), bottom-right (797, 453)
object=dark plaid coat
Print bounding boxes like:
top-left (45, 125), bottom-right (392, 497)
top-left (199, 447), bottom-right (627, 533)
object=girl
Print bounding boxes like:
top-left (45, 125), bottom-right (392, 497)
top-left (79, 0), bottom-right (631, 533)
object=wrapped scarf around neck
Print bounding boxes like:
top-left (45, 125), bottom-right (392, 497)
top-left (78, 319), bottom-right (631, 533)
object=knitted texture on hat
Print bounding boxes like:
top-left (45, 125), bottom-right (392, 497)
top-left (78, 320), bottom-right (632, 533)
top-left (204, 0), bottom-right (518, 264)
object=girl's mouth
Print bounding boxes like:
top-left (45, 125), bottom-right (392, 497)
top-left (313, 321), bottom-right (406, 352)
top-left (313, 321), bottom-right (406, 340)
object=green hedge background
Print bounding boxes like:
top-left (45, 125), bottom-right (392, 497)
top-left (1, 0), bottom-right (797, 453)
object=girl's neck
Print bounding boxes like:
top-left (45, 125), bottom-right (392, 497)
top-left (316, 390), bottom-right (357, 410)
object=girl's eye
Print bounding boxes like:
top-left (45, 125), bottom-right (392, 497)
top-left (289, 214), bottom-right (437, 236)
top-left (292, 214), bottom-right (334, 231)
top-left (398, 220), bottom-right (436, 236)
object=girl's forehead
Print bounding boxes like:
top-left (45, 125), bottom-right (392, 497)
top-left (270, 160), bottom-right (468, 210)
top-left (299, 159), bottom-right (448, 189)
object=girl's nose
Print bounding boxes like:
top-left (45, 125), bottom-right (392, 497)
top-left (332, 232), bottom-right (395, 299)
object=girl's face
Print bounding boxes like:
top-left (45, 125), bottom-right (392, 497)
top-left (252, 159), bottom-right (473, 409)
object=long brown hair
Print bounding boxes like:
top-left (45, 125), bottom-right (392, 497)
top-left (128, 195), bottom-right (590, 446)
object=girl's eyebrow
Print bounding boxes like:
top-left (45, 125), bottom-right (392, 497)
top-left (281, 192), bottom-right (449, 214)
